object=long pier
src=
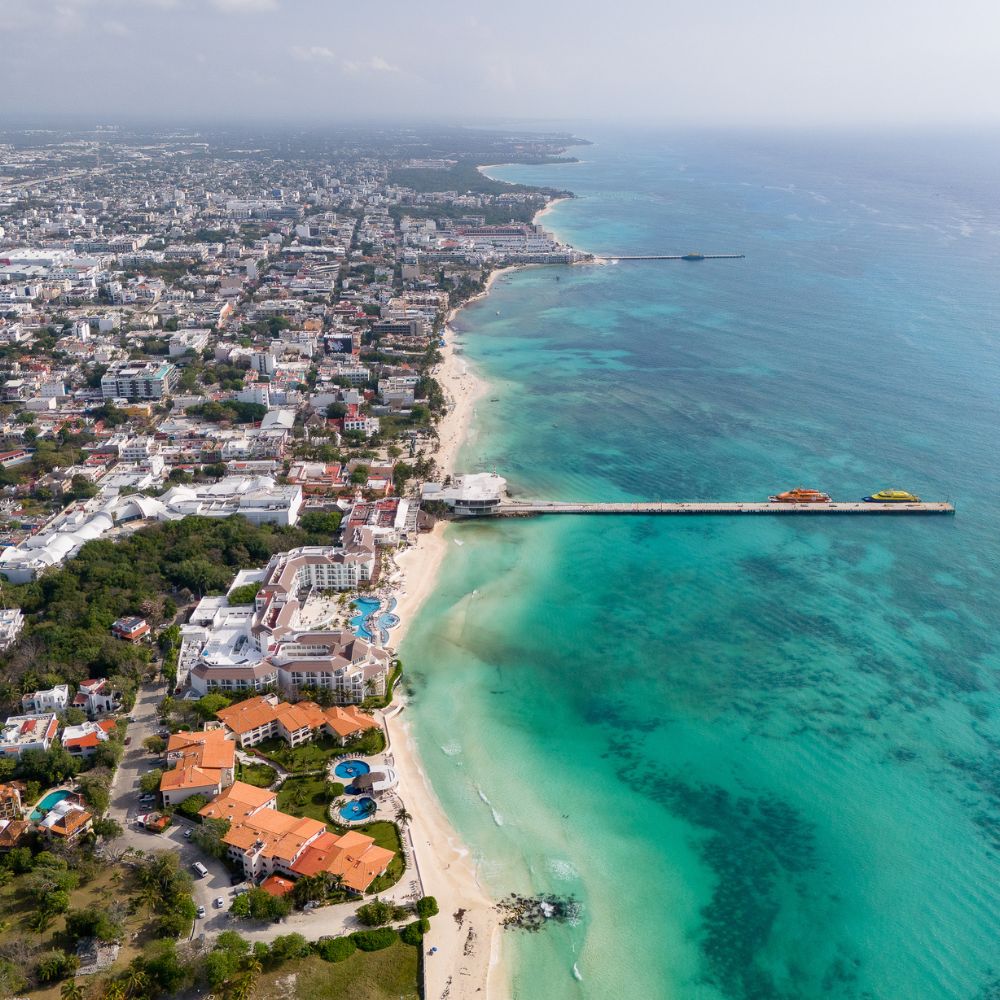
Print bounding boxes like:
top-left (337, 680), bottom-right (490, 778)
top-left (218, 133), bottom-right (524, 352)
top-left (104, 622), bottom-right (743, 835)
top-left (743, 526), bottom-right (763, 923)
top-left (497, 501), bottom-right (954, 516)
top-left (598, 254), bottom-right (746, 261)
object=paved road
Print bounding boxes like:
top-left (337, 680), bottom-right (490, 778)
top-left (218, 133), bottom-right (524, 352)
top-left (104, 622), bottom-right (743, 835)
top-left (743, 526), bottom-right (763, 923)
top-left (108, 681), bottom-right (235, 933)
top-left (108, 680), bottom-right (166, 829)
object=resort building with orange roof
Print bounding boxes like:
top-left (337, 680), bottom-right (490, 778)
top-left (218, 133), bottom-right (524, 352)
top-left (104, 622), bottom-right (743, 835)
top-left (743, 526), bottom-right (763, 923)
top-left (159, 728), bottom-right (236, 807)
top-left (198, 780), bottom-right (394, 891)
top-left (216, 694), bottom-right (379, 749)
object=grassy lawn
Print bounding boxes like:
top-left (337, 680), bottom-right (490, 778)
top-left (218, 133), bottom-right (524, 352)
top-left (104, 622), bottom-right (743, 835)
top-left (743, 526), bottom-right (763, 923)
top-left (277, 774), bottom-right (333, 826)
top-left (254, 943), bottom-right (419, 1000)
top-left (255, 729), bottom-right (386, 772)
top-left (237, 761), bottom-right (278, 787)
top-left (256, 735), bottom-right (341, 772)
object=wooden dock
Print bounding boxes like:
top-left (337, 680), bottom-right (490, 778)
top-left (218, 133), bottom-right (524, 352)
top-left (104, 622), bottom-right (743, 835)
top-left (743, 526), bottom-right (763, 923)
top-left (497, 501), bottom-right (954, 517)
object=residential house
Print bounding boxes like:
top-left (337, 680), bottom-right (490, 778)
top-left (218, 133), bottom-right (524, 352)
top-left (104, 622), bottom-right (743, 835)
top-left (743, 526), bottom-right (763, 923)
top-left (111, 616), bottom-right (150, 643)
top-left (0, 714), bottom-right (59, 758)
top-left (0, 608), bottom-right (24, 651)
top-left (0, 782), bottom-right (24, 820)
top-left (37, 794), bottom-right (93, 842)
top-left (73, 679), bottom-right (122, 717)
top-left (62, 719), bottom-right (117, 758)
top-left (21, 683), bottom-right (70, 714)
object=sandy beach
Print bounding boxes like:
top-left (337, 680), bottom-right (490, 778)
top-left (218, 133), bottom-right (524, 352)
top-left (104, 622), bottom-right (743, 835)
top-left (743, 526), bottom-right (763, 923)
top-left (384, 294), bottom-right (506, 999)
top-left (383, 207), bottom-right (576, 998)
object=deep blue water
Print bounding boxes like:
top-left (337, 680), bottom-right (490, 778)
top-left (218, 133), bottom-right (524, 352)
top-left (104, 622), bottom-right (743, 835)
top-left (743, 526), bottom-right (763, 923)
top-left (402, 129), bottom-right (1000, 1000)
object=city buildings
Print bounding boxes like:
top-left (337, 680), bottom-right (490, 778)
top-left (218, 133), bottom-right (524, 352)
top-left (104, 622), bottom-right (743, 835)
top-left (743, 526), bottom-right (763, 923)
top-left (101, 360), bottom-right (178, 400)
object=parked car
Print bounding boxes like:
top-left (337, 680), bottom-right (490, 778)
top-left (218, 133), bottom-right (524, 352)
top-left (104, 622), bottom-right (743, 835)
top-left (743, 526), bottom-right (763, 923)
top-left (124, 737), bottom-right (132, 746)
top-left (183, 829), bottom-right (193, 840)
top-left (192, 862), bottom-right (208, 878)
top-left (196, 905), bottom-right (206, 918)
top-left (214, 896), bottom-right (225, 908)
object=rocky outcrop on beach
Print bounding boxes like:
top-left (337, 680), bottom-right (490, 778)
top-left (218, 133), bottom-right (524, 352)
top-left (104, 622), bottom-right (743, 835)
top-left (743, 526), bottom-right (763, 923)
top-left (496, 892), bottom-right (580, 931)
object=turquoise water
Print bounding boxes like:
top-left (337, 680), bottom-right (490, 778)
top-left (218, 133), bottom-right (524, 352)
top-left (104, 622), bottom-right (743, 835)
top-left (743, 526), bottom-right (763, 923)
top-left (401, 130), bottom-right (1000, 999)
top-left (334, 759), bottom-right (370, 780)
top-left (339, 797), bottom-right (376, 821)
top-left (350, 597), bottom-right (380, 640)
top-left (30, 789), bottom-right (70, 821)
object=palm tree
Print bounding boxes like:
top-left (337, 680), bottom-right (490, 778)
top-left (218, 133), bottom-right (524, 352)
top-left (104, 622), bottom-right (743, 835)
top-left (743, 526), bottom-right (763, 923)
top-left (395, 805), bottom-right (413, 826)
top-left (102, 983), bottom-right (127, 1000)
top-left (60, 981), bottom-right (84, 1000)
top-left (124, 967), bottom-right (149, 999)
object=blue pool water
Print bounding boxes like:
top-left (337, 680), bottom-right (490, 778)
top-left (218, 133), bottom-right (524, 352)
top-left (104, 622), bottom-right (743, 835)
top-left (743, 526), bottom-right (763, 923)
top-left (349, 597), bottom-right (381, 640)
top-left (30, 789), bottom-right (70, 821)
top-left (339, 797), bottom-right (376, 821)
top-left (334, 759), bottom-right (370, 780)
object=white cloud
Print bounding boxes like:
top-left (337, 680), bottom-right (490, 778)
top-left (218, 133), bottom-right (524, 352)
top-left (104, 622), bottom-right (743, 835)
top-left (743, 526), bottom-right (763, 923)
top-left (343, 54), bottom-right (400, 75)
top-left (210, 0), bottom-right (277, 11)
top-left (290, 44), bottom-right (336, 62)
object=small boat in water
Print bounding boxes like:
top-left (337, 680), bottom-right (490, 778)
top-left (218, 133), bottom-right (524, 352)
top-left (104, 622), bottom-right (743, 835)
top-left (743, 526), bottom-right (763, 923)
top-left (682, 251), bottom-right (706, 261)
top-left (769, 487), bottom-right (832, 503)
top-left (864, 489), bottom-right (921, 503)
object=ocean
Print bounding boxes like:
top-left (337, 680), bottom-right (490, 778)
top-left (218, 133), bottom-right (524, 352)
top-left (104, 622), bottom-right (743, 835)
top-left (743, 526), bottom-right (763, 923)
top-left (400, 129), bottom-right (1000, 1000)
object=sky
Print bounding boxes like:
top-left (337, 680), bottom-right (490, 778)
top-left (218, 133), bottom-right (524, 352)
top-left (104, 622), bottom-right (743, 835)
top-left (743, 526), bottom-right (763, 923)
top-left (1, 0), bottom-right (999, 126)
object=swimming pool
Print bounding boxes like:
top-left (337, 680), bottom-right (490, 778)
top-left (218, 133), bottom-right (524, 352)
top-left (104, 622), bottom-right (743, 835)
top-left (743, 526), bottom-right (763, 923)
top-left (349, 597), bottom-right (381, 640)
top-left (339, 797), bottom-right (377, 821)
top-left (335, 759), bottom-right (371, 780)
top-left (30, 789), bottom-right (71, 822)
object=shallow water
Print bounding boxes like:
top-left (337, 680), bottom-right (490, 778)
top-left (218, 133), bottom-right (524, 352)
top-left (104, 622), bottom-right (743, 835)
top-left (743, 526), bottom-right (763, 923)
top-left (402, 129), bottom-right (1000, 1000)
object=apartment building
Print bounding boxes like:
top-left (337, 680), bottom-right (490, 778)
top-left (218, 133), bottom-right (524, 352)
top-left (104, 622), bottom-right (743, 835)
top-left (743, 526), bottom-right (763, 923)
top-left (101, 360), bottom-right (178, 400)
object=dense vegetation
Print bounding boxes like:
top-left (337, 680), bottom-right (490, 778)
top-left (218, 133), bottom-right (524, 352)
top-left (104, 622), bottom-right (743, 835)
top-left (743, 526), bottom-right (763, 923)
top-left (185, 399), bottom-right (267, 424)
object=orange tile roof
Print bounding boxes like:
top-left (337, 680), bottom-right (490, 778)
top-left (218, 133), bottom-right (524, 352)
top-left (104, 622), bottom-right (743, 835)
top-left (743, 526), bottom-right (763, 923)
top-left (167, 729), bottom-right (235, 769)
top-left (216, 696), bottom-right (280, 735)
top-left (260, 874), bottom-right (295, 897)
top-left (221, 807), bottom-right (325, 864)
top-left (274, 701), bottom-right (326, 733)
top-left (198, 780), bottom-right (276, 822)
top-left (63, 731), bottom-right (101, 748)
top-left (322, 705), bottom-right (378, 739)
top-left (160, 764), bottom-right (220, 792)
top-left (289, 829), bottom-right (394, 892)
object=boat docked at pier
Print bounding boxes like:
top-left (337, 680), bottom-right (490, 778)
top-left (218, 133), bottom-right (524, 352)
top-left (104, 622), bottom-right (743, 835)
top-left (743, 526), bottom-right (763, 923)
top-left (863, 489), bottom-right (921, 503)
top-left (768, 487), bottom-right (832, 503)
top-left (681, 251), bottom-right (706, 261)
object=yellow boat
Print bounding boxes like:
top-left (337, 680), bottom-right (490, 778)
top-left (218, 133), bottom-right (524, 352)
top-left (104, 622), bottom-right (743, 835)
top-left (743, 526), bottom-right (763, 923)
top-left (864, 489), bottom-right (921, 503)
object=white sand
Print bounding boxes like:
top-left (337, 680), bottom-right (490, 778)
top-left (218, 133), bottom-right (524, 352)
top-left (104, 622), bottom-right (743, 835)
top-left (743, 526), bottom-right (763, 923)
top-left (384, 297), bottom-right (508, 999)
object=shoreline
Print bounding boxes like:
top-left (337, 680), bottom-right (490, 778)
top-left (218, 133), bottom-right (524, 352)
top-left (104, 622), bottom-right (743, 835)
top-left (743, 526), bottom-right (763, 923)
top-left (385, 282), bottom-right (502, 1000)
top-left (386, 185), bottom-right (584, 998)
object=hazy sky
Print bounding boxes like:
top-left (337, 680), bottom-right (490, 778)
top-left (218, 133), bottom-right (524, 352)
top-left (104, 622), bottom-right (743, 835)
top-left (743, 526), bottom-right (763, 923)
top-left (2, 0), bottom-right (999, 126)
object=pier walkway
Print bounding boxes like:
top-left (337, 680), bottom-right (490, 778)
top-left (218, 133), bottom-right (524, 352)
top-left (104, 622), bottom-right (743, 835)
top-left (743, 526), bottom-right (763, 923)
top-left (497, 501), bottom-right (954, 516)
top-left (598, 253), bottom-right (745, 261)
